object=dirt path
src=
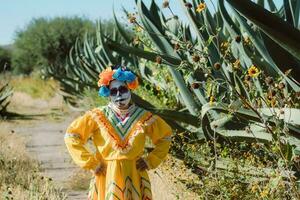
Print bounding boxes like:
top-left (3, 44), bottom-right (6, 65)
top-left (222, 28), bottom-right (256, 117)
top-left (2, 92), bottom-right (199, 200)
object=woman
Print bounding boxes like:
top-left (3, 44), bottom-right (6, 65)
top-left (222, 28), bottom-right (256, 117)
top-left (64, 65), bottom-right (173, 200)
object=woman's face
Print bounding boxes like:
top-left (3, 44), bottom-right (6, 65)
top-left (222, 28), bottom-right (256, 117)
top-left (109, 80), bottom-right (131, 109)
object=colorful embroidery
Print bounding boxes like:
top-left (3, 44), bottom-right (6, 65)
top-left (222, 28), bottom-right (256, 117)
top-left (142, 114), bottom-right (156, 127)
top-left (102, 105), bottom-right (145, 139)
top-left (88, 177), bottom-right (97, 200)
top-left (64, 132), bottom-right (81, 139)
top-left (140, 177), bottom-right (152, 200)
top-left (101, 176), bottom-right (152, 200)
top-left (88, 106), bottom-right (153, 154)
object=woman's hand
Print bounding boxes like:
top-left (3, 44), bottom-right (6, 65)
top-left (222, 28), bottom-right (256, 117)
top-left (93, 162), bottom-right (107, 176)
top-left (136, 157), bottom-right (149, 171)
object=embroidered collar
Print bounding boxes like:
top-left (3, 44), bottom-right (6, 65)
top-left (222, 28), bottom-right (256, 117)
top-left (102, 105), bottom-right (146, 140)
top-left (89, 107), bottom-right (154, 154)
top-left (107, 102), bottom-right (136, 121)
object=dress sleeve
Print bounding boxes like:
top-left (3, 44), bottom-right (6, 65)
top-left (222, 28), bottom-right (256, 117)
top-left (143, 114), bottom-right (172, 169)
top-left (64, 110), bottom-right (100, 171)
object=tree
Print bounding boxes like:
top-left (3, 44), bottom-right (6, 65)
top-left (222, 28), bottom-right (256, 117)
top-left (0, 45), bottom-right (12, 72)
top-left (12, 16), bottom-right (95, 74)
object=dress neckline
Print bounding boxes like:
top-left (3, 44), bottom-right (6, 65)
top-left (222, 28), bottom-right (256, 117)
top-left (100, 104), bottom-right (146, 140)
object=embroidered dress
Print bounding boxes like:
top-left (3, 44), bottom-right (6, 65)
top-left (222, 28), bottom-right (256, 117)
top-left (64, 104), bottom-right (172, 200)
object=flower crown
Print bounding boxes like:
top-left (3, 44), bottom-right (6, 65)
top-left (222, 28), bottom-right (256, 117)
top-left (97, 65), bottom-right (139, 97)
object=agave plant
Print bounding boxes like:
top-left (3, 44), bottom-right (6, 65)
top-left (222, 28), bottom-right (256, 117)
top-left (95, 0), bottom-right (300, 174)
top-left (45, 0), bottom-right (300, 178)
top-left (0, 83), bottom-right (13, 117)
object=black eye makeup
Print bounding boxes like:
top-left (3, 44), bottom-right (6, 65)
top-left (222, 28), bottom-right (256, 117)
top-left (110, 86), bottom-right (129, 96)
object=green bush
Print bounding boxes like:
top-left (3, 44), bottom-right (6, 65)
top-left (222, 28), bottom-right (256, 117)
top-left (0, 46), bottom-right (12, 72)
top-left (12, 17), bottom-right (95, 74)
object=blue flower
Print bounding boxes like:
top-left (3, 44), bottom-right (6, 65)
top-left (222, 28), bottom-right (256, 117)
top-left (98, 86), bottom-right (110, 97)
top-left (112, 67), bottom-right (136, 82)
top-left (124, 71), bottom-right (136, 83)
top-left (112, 67), bottom-right (127, 81)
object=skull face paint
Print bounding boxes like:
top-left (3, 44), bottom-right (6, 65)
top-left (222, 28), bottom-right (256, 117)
top-left (109, 80), bottom-right (131, 109)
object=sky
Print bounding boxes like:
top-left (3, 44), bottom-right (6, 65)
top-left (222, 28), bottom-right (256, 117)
top-left (0, 0), bottom-right (283, 45)
top-left (0, 0), bottom-right (137, 45)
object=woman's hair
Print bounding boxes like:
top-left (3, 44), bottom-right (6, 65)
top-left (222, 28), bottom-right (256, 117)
top-left (111, 64), bottom-right (131, 72)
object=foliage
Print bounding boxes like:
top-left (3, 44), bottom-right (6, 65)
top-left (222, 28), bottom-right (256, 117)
top-left (0, 46), bottom-right (12, 72)
top-left (0, 83), bottom-right (13, 117)
top-left (9, 71), bottom-right (58, 100)
top-left (12, 16), bottom-right (101, 74)
top-left (98, 0), bottom-right (300, 146)
top-left (44, 0), bottom-right (300, 196)
top-left (171, 137), bottom-right (300, 199)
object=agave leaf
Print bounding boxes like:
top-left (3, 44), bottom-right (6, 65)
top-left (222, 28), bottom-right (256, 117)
top-left (217, 128), bottom-right (272, 143)
top-left (226, 0), bottom-right (300, 91)
top-left (187, 74), bottom-right (207, 106)
top-left (105, 38), bottom-right (182, 65)
top-left (83, 34), bottom-right (102, 72)
top-left (148, 108), bottom-right (200, 127)
top-left (216, 157), bottom-right (295, 178)
top-left (257, 0), bottom-right (265, 7)
top-left (292, 0), bottom-right (300, 27)
top-left (96, 21), bottom-right (117, 65)
top-left (267, 0), bottom-right (278, 12)
top-left (233, 72), bottom-right (251, 102)
top-left (260, 32), bottom-right (300, 82)
top-left (0, 84), bottom-right (13, 116)
top-left (259, 108), bottom-right (300, 125)
top-left (229, 4), bottom-right (300, 91)
top-left (136, 0), bottom-right (200, 115)
top-left (113, 10), bottom-right (133, 44)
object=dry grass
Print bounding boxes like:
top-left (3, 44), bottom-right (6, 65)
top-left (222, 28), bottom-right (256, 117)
top-left (10, 75), bottom-right (58, 100)
top-left (64, 169), bottom-right (92, 191)
top-left (0, 131), bottom-right (67, 199)
top-left (0, 71), bottom-right (59, 100)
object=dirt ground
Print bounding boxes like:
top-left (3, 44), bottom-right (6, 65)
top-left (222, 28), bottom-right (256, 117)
top-left (1, 92), bottom-right (199, 200)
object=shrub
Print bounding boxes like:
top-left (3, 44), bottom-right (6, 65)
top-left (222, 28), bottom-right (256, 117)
top-left (12, 16), bottom-right (95, 74)
top-left (0, 46), bottom-right (12, 72)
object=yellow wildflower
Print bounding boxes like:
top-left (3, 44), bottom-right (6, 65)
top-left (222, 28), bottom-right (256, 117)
top-left (135, 26), bottom-right (143, 32)
top-left (133, 37), bottom-right (139, 45)
top-left (209, 96), bottom-right (215, 106)
top-left (260, 187), bottom-right (269, 198)
top-left (221, 41), bottom-right (229, 48)
top-left (270, 98), bottom-right (277, 107)
top-left (128, 15), bottom-right (136, 23)
top-left (244, 36), bottom-right (251, 44)
top-left (251, 182), bottom-right (259, 193)
top-left (248, 65), bottom-right (260, 78)
top-left (233, 59), bottom-right (240, 69)
top-left (196, 3), bottom-right (206, 13)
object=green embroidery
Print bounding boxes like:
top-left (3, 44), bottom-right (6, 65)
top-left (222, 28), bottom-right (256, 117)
top-left (101, 105), bottom-right (146, 140)
top-left (105, 176), bottom-right (141, 200)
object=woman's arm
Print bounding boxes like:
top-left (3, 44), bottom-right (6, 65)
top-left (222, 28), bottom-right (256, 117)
top-left (143, 115), bottom-right (172, 169)
top-left (64, 110), bottom-right (100, 171)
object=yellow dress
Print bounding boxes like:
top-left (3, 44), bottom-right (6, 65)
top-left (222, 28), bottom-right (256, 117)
top-left (64, 105), bottom-right (172, 200)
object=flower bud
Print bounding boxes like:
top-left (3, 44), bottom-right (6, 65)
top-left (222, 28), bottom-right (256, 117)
top-left (214, 62), bottom-right (221, 70)
top-left (191, 82), bottom-right (200, 89)
top-left (162, 0), bottom-right (169, 8)
top-left (156, 56), bottom-right (162, 64)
